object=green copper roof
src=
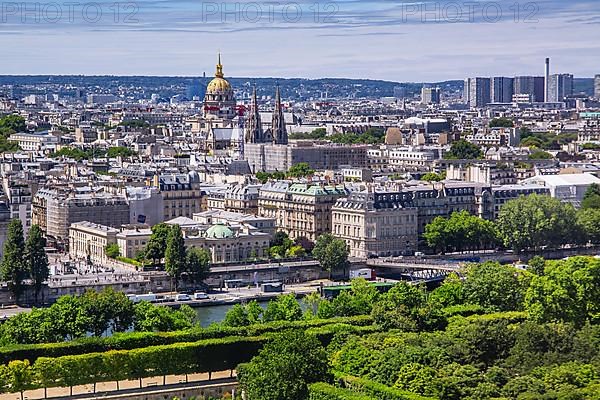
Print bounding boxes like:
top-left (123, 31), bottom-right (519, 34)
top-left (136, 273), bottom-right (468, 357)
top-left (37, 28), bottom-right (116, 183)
top-left (205, 224), bottom-right (234, 239)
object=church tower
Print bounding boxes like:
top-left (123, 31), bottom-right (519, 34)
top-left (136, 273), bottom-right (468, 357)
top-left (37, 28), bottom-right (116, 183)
top-left (245, 85), bottom-right (263, 143)
top-left (272, 85), bottom-right (288, 145)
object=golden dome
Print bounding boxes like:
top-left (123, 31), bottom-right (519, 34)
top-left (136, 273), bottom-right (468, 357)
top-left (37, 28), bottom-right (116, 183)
top-left (206, 53), bottom-right (233, 94)
top-left (207, 77), bottom-right (232, 93)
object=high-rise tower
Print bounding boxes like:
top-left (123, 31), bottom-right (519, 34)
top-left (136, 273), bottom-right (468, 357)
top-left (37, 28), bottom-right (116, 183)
top-left (544, 58), bottom-right (550, 102)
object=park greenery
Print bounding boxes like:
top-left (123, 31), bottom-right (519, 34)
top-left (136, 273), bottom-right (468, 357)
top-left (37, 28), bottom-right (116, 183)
top-left (0, 254), bottom-right (600, 398)
top-left (519, 128), bottom-right (578, 150)
top-left (288, 127), bottom-right (386, 145)
top-left (420, 172), bottom-right (446, 182)
top-left (141, 223), bottom-right (211, 288)
top-left (289, 128), bottom-right (327, 140)
top-left (0, 114), bottom-right (24, 153)
top-left (255, 162), bottom-right (316, 183)
top-left (443, 139), bottom-right (483, 160)
top-left (489, 117), bottom-right (514, 128)
top-left (424, 191), bottom-right (600, 254)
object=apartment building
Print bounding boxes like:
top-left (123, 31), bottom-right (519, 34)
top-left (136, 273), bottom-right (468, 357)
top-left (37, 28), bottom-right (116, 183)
top-left (258, 181), bottom-right (348, 242)
top-left (332, 189), bottom-right (418, 258)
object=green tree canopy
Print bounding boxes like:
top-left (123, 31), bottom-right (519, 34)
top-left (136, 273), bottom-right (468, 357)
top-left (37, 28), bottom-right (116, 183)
top-left (1, 219), bottom-right (27, 301)
top-left (489, 117), bottom-right (514, 128)
top-left (582, 183), bottom-right (600, 210)
top-left (424, 211), bottom-right (499, 253)
top-left (238, 330), bottom-right (332, 400)
top-left (105, 243), bottom-right (120, 259)
top-left (496, 194), bottom-right (581, 252)
top-left (287, 162), bottom-right (315, 178)
top-left (462, 262), bottom-right (526, 312)
top-left (164, 225), bottom-right (186, 289)
top-left (313, 233), bottom-right (349, 279)
top-left (444, 139), bottom-right (483, 160)
top-left (144, 223), bottom-right (171, 264)
top-left (183, 247), bottom-right (211, 286)
top-left (25, 225), bottom-right (49, 303)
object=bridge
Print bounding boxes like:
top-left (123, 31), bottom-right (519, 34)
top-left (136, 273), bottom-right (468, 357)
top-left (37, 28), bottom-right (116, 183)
top-left (365, 257), bottom-right (463, 283)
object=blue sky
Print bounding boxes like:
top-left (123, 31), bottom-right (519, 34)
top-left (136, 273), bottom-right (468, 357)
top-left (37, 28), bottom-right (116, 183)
top-left (0, 0), bottom-right (599, 81)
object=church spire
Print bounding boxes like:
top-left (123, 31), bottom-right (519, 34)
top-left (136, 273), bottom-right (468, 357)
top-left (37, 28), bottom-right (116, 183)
top-left (245, 85), bottom-right (263, 143)
top-left (215, 53), bottom-right (224, 78)
top-left (272, 85), bottom-right (288, 145)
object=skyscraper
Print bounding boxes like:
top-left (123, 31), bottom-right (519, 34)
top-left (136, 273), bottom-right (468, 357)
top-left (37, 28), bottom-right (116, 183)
top-left (464, 78), bottom-right (491, 108)
top-left (421, 87), bottom-right (441, 104)
top-left (491, 77), bottom-right (514, 103)
top-left (594, 75), bottom-right (600, 100)
top-left (544, 58), bottom-right (550, 102)
top-left (514, 76), bottom-right (545, 103)
top-left (547, 74), bottom-right (574, 103)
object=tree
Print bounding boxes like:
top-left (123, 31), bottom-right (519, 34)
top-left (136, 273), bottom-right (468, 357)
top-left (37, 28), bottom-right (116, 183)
top-left (164, 225), bottom-right (186, 290)
top-left (462, 262), bottom-right (525, 312)
top-left (184, 247), bottom-right (211, 286)
top-left (444, 139), bottom-right (483, 160)
top-left (424, 211), bottom-right (499, 253)
top-left (578, 208), bottom-right (600, 244)
top-left (238, 331), bottom-right (331, 400)
top-left (25, 225), bottom-right (49, 304)
top-left (525, 257), bottom-right (600, 326)
top-left (312, 233), bottom-right (349, 279)
top-left (6, 360), bottom-right (33, 400)
top-left (421, 172), bottom-right (446, 182)
top-left (489, 117), bottom-right (514, 128)
top-left (105, 243), bottom-right (120, 259)
top-left (145, 223), bottom-right (171, 264)
top-left (529, 148), bottom-right (553, 160)
top-left (496, 194), bottom-right (581, 252)
top-left (287, 162), bottom-right (314, 178)
top-left (263, 293), bottom-right (303, 322)
top-left (0, 114), bottom-right (26, 136)
top-left (106, 146), bottom-right (136, 158)
top-left (582, 183), bottom-right (600, 210)
top-left (1, 219), bottom-right (27, 302)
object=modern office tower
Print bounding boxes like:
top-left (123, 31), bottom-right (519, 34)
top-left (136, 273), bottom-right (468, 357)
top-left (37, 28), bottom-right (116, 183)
top-left (491, 77), bottom-right (514, 103)
top-left (464, 77), bottom-right (491, 108)
top-left (545, 58), bottom-right (550, 102)
top-left (594, 75), bottom-right (600, 100)
top-left (421, 86), bottom-right (441, 104)
top-left (547, 74), bottom-right (574, 103)
top-left (514, 76), bottom-right (545, 102)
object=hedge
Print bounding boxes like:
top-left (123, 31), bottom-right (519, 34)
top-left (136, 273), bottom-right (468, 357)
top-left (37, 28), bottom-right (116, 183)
top-left (335, 373), bottom-right (437, 400)
top-left (447, 311), bottom-right (528, 327)
top-left (0, 316), bottom-right (374, 365)
top-left (308, 383), bottom-right (377, 400)
top-left (2, 336), bottom-right (267, 394)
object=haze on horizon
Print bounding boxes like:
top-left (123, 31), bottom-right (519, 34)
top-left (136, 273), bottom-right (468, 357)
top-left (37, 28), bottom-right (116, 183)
top-left (1, 0), bottom-right (599, 81)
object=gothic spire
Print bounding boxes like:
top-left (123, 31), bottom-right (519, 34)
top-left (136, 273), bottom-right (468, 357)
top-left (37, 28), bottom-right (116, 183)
top-left (245, 85), bottom-right (263, 143)
top-left (272, 85), bottom-right (288, 145)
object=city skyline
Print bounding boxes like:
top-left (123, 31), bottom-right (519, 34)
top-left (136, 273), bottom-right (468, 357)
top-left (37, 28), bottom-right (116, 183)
top-left (0, 0), bottom-right (599, 80)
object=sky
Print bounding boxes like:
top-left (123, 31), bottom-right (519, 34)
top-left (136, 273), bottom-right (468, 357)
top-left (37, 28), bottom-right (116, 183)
top-left (0, 0), bottom-right (599, 81)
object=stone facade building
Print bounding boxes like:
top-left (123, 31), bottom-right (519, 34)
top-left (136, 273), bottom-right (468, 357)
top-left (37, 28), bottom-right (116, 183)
top-left (332, 190), bottom-right (418, 258)
top-left (258, 182), bottom-right (348, 242)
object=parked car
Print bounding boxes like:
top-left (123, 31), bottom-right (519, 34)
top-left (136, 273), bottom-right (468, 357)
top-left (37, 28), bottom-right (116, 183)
top-left (175, 293), bottom-right (192, 302)
top-left (193, 292), bottom-right (209, 300)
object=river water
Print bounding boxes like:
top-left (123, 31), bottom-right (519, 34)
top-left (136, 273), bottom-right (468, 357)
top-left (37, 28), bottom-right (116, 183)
top-left (195, 304), bottom-right (238, 327)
